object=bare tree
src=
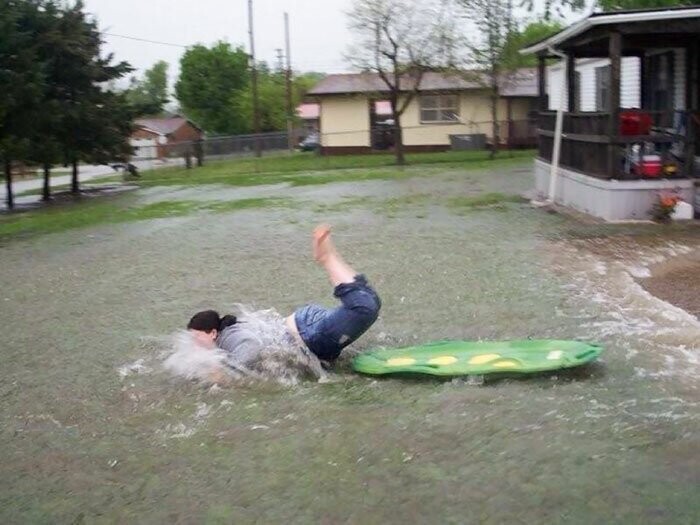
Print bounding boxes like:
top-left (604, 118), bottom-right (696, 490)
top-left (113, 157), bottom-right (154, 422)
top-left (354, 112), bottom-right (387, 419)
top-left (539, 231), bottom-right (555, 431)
top-left (346, 0), bottom-right (461, 165)
top-left (458, 0), bottom-right (515, 159)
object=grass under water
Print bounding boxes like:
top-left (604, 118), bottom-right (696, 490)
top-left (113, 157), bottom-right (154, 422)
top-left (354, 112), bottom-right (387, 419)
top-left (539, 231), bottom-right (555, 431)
top-left (1, 160), bottom-right (699, 523)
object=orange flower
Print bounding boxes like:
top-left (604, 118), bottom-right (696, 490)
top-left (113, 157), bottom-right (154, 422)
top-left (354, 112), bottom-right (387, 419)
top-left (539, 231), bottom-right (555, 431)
top-left (660, 197), bottom-right (676, 207)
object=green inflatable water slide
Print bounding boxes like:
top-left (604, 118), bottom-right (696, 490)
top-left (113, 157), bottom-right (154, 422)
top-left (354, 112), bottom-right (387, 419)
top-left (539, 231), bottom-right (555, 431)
top-left (352, 339), bottom-right (602, 377)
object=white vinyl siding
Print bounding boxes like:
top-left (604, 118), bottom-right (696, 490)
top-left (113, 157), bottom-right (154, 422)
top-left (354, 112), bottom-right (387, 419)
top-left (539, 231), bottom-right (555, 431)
top-left (547, 56), bottom-right (643, 111)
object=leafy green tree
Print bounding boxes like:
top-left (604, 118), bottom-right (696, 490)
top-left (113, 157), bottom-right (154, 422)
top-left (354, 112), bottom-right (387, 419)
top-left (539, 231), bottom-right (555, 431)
top-left (50, 1), bottom-right (134, 193)
top-left (126, 60), bottom-right (169, 116)
top-left (235, 68), bottom-right (325, 132)
top-left (296, 72), bottom-right (325, 93)
top-left (502, 20), bottom-right (564, 68)
top-left (0, 0), bottom-right (48, 208)
top-left (175, 42), bottom-right (250, 134)
top-left (1, 0), bottom-right (134, 206)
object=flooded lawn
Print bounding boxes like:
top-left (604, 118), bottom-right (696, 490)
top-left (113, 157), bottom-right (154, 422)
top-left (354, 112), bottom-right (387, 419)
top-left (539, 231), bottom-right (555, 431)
top-left (1, 161), bottom-right (699, 523)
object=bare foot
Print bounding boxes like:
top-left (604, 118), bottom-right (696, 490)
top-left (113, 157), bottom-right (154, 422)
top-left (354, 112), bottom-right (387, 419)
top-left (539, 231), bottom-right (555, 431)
top-left (312, 224), bottom-right (332, 263)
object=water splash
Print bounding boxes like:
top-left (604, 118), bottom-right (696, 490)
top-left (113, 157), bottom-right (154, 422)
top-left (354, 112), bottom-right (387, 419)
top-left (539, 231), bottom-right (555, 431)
top-left (162, 331), bottom-right (227, 382)
top-left (162, 306), bottom-right (327, 385)
top-left (548, 239), bottom-right (700, 380)
top-left (226, 305), bottom-right (327, 384)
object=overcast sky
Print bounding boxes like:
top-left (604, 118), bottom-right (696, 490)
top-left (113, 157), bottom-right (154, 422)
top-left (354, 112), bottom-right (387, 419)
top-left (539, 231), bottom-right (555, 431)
top-left (84, 0), bottom-right (354, 86)
top-left (83, 0), bottom-right (583, 88)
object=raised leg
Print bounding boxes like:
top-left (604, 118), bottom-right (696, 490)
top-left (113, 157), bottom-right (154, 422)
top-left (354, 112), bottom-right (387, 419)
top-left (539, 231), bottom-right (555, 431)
top-left (312, 224), bottom-right (357, 287)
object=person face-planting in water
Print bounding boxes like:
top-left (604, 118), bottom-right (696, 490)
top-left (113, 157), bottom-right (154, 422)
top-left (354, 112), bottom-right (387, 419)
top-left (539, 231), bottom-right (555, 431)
top-left (186, 224), bottom-right (381, 375)
top-left (186, 310), bottom-right (237, 348)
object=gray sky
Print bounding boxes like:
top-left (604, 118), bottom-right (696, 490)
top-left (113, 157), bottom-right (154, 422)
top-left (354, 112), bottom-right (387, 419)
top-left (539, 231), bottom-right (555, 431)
top-left (84, 0), bottom-right (354, 86)
top-left (84, 0), bottom-right (583, 88)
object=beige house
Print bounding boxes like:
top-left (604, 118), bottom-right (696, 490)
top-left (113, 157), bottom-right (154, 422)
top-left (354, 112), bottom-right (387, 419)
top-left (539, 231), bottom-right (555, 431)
top-left (306, 69), bottom-right (538, 154)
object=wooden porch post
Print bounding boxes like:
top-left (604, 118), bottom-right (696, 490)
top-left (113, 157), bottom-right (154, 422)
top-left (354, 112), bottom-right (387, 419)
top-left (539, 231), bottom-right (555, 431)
top-left (683, 40), bottom-right (698, 177)
top-left (567, 53), bottom-right (576, 112)
top-left (607, 31), bottom-right (622, 178)
top-left (538, 54), bottom-right (547, 111)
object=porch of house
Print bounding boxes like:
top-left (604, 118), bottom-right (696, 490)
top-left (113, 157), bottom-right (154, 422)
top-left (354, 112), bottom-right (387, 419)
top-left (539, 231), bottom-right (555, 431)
top-left (526, 8), bottom-right (700, 221)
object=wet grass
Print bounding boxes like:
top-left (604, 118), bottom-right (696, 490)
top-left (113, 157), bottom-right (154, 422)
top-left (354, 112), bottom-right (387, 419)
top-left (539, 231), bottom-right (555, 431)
top-left (1, 160), bottom-right (699, 523)
top-left (105, 149), bottom-right (535, 188)
top-left (2, 151), bottom-right (536, 241)
top-left (0, 197), bottom-right (291, 240)
top-left (448, 192), bottom-right (525, 211)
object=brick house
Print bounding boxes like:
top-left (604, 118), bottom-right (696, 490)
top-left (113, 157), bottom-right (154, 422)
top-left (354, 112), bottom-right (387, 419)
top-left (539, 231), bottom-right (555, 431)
top-left (131, 116), bottom-right (204, 159)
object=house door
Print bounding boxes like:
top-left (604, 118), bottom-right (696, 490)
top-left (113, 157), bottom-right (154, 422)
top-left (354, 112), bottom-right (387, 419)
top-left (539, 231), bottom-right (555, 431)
top-left (369, 100), bottom-right (394, 150)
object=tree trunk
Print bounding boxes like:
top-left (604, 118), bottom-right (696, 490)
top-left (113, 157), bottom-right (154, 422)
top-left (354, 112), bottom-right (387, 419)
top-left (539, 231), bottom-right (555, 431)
top-left (4, 158), bottom-right (13, 210)
top-left (394, 113), bottom-right (405, 166)
top-left (490, 89), bottom-right (499, 160)
top-left (71, 158), bottom-right (79, 194)
top-left (42, 163), bottom-right (51, 201)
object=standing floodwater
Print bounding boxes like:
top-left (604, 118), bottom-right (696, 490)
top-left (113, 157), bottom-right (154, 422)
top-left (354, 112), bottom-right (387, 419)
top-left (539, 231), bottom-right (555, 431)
top-left (1, 163), bottom-right (698, 523)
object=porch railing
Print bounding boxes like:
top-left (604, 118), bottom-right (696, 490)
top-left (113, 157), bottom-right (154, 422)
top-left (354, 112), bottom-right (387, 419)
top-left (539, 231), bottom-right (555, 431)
top-left (537, 110), bottom-right (697, 179)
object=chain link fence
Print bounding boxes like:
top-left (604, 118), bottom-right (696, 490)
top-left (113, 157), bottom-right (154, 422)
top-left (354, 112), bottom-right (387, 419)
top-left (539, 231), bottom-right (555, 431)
top-left (127, 119), bottom-right (536, 171)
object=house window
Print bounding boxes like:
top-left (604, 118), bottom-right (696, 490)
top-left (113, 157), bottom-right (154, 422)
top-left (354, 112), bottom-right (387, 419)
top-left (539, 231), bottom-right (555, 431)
top-left (595, 65), bottom-right (610, 111)
top-left (420, 94), bottom-right (459, 123)
top-left (645, 51), bottom-right (675, 112)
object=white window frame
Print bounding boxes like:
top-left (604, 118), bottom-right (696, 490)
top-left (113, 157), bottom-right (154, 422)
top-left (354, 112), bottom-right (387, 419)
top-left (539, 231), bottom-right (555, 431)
top-left (419, 94), bottom-right (460, 123)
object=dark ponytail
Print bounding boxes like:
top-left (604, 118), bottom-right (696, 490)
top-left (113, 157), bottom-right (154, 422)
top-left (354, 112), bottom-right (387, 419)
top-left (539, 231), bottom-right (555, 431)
top-left (188, 311), bottom-right (237, 333)
top-left (219, 314), bottom-right (237, 331)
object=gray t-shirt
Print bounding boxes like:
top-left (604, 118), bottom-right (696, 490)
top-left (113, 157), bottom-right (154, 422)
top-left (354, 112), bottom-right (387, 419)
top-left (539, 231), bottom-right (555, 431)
top-left (216, 315), bottom-right (327, 381)
top-left (217, 323), bottom-right (265, 370)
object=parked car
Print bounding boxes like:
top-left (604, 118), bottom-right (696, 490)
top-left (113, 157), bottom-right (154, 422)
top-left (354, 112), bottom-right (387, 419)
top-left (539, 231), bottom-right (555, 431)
top-left (298, 132), bottom-right (320, 152)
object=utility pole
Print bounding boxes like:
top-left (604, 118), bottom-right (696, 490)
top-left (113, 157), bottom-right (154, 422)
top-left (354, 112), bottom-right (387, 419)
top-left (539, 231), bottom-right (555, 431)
top-left (275, 48), bottom-right (284, 73)
top-left (284, 12), bottom-right (294, 152)
top-left (248, 0), bottom-right (261, 157)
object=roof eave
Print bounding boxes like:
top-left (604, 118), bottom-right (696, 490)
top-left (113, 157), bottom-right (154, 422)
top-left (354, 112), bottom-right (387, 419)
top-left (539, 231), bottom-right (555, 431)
top-left (135, 126), bottom-right (165, 136)
top-left (520, 7), bottom-right (700, 55)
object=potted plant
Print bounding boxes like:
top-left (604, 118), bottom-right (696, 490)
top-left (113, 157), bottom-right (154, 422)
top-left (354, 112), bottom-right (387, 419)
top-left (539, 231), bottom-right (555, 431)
top-left (651, 191), bottom-right (680, 223)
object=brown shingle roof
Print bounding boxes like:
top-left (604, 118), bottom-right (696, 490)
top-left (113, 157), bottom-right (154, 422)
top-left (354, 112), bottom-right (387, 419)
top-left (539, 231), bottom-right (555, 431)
top-left (134, 116), bottom-right (196, 136)
top-left (307, 68), bottom-right (537, 98)
top-left (499, 68), bottom-right (537, 97)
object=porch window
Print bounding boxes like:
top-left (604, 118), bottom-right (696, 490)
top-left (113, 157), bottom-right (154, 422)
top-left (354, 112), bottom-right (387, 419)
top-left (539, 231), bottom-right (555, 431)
top-left (595, 65), bottom-right (610, 111)
top-left (420, 94), bottom-right (459, 123)
top-left (574, 71), bottom-right (582, 111)
top-left (645, 51), bottom-right (675, 112)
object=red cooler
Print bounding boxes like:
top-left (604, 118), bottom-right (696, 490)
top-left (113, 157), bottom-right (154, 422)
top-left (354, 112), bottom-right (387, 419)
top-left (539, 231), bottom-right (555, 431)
top-left (632, 154), bottom-right (662, 177)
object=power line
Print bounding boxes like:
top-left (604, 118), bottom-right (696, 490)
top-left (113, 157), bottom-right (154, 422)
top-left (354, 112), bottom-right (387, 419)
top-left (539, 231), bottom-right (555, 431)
top-left (102, 32), bottom-right (189, 48)
top-left (101, 31), bottom-right (347, 72)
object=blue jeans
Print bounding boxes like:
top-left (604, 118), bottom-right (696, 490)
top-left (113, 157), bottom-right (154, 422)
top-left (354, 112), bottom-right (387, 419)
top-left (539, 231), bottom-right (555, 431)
top-left (294, 275), bottom-right (381, 361)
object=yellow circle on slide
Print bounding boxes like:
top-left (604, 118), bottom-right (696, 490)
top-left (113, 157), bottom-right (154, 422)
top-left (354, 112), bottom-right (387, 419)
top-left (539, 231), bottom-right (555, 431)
top-left (468, 354), bottom-right (501, 365)
top-left (386, 357), bottom-right (416, 366)
top-left (492, 360), bottom-right (519, 368)
top-left (427, 356), bottom-right (458, 365)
